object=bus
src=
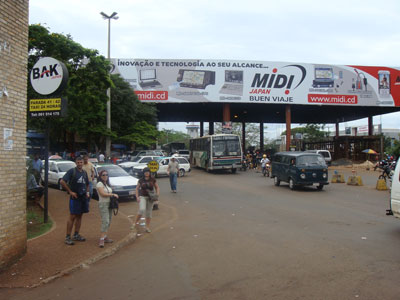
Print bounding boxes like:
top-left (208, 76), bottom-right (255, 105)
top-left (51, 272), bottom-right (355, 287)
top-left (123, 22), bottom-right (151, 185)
top-left (189, 134), bottom-right (242, 173)
top-left (162, 142), bottom-right (186, 156)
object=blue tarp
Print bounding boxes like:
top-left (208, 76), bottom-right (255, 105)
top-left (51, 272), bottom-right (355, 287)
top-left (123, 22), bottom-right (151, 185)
top-left (112, 144), bottom-right (127, 150)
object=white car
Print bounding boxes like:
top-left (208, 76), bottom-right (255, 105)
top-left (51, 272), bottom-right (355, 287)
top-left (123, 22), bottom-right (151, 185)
top-left (130, 156), bottom-right (191, 178)
top-left (41, 160), bottom-right (76, 190)
top-left (93, 164), bottom-right (138, 200)
top-left (119, 155), bottom-right (161, 169)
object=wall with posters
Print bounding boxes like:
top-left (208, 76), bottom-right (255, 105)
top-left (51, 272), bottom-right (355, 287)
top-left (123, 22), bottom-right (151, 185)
top-left (112, 59), bottom-right (400, 107)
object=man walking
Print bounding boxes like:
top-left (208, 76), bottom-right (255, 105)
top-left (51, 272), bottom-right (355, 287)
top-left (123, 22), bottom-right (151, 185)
top-left (167, 157), bottom-right (179, 193)
top-left (61, 156), bottom-right (90, 245)
top-left (82, 154), bottom-right (95, 199)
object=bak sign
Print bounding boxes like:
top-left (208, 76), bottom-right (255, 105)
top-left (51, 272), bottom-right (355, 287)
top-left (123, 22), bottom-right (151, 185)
top-left (30, 57), bottom-right (68, 96)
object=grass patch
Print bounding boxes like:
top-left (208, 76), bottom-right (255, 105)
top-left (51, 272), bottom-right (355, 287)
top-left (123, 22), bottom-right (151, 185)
top-left (27, 203), bottom-right (53, 240)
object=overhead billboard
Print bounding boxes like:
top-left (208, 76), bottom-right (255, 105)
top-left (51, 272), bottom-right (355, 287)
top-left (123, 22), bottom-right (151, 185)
top-left (111, 59), bottom-right (400, 107)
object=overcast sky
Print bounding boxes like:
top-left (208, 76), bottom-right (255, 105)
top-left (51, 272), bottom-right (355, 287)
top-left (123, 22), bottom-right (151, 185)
top-left (29, 0), bottom-right (400, 139)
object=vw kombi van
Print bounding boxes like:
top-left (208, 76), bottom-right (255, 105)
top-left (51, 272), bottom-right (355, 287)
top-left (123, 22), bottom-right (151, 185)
top-left (271, 152), bottom-right (329, 190)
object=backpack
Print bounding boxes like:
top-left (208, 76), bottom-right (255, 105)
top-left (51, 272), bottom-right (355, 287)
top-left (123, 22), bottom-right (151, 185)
top-left (68, 167), bottom-right (88, 192)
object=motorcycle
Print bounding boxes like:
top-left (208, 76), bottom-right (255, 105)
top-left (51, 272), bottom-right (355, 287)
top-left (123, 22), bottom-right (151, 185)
top-left (240, 159), bottom-right (248, 171)
top-left (378, 165), bottom-right (395, 182)
top-left (374, 159), bottom-right (396, 171)
top-left (262, 163), bottom-right (270, 177)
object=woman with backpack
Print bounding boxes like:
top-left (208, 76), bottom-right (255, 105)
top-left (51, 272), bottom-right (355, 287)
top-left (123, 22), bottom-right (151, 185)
top-left (135, 167), bottom-right (159, 233)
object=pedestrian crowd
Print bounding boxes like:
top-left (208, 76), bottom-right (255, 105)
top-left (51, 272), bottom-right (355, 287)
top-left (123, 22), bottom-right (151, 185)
top-left (27, 150), bottom-right (182, 248)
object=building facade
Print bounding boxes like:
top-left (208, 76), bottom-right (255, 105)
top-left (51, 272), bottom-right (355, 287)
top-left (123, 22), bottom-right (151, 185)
top-left (0, 0), bottom-right (29, 271)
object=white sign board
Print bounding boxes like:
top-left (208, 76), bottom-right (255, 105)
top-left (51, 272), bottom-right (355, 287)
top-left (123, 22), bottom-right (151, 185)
top-left (111, 59), bottom-right (400, 107)
top-left (30, 57), bottom-right (68, 95)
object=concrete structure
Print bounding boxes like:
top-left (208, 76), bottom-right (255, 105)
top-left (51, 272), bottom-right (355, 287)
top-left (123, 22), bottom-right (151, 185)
top-left (186, 122), bottom-right (199, 139)
top-left (0, 0), bottom-right (29, 271)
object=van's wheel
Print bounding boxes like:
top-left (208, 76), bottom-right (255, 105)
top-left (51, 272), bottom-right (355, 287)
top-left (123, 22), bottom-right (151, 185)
top-left (274, 177), bottom-right (280, 186)
top-left (179, 169), bottom-right (185, 177)
top-left (317, 184), bottom-right (324, 190)
top-left (232, 168), bottom-right (237, 174)
top-left (289, 178), bottom-right (295, 190)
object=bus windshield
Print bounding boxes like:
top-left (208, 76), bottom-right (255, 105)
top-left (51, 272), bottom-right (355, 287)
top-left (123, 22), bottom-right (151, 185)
top-left (212, 136), bottom-right (241, 157)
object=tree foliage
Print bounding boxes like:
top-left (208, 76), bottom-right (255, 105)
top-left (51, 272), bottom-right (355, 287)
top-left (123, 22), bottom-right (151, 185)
top-left (158, 129), bottom-right (191, 149)
top-left (214, 122), bottom-right (269, 149)
top-left (281, 124), bottom-right (329, 142)
top-left (27, 24), bottom-right (157, 152)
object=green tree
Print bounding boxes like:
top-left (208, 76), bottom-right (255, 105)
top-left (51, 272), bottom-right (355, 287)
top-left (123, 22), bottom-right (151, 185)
top-left (158, 129), bottom-right (191, 149)
top-left (27, 24), bottom-right (158, 152)
top-left (281, 124), bottom-right (329, 142)
top-left (110, 74), bottom-right (157, 149)
top-left (214, 122), bottom-right (268, 149)
top-left (28, 24), bottom-right (111, 151)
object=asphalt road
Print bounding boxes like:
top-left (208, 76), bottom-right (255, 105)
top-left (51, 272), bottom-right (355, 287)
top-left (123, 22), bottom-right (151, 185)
top-left (3, 168), bottom-right (400, 300)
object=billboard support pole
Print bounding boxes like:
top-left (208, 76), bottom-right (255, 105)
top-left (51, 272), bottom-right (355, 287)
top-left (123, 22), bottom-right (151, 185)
top-left (209, 122), bottom-right (214, 135)
top-left (222, 104), bottom-right (230, 122)
top-left (242, 122), bottom-right (246, 153)
top-left (335, 122), bottom-right (339, 138)
top-left (368, 116), bottom-right (373, 136)
top-left (285, 105), bottom-right (291, 151)
top-left (200, 122), bottom-right (204, 137)
top-left (260, 123), bottom-right (264, 152)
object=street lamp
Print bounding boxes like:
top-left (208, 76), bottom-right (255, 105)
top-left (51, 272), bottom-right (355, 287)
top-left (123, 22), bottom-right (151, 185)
top-left (100, 11), bottom-right (118, 159)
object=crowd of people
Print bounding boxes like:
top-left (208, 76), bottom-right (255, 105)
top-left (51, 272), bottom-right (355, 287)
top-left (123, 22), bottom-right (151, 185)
top-left (244, 150), bottom-right (271, 172)
top-left (27, 152), bottom-right (182, 248)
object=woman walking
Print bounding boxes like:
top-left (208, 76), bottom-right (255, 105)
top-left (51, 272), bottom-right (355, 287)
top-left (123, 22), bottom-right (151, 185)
top-left (96, 169), bottom-right (119, 247)
top-left (135, 167), bottom-right (159, 233)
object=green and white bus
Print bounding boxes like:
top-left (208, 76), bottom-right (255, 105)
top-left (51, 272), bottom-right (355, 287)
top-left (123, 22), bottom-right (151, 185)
top-left (189, 134), bottom-right (242, 173)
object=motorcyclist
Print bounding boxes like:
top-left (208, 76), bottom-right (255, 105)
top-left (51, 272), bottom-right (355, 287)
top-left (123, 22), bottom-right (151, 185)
top-left (261, 154), bottom-right (270, 176)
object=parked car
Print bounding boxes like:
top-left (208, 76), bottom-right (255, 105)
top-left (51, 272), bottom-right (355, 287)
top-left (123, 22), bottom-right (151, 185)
top-left (305, 150), bottom-right (332, 165)
top-left (93, 164), bottom-right (138, 200)
top-left (129, 156), bottom-right (191, 178)
top-left (40, 160), bottom-right (76, 190)
top-left (119, 155), bottom-right (161, 170)
top-left (129, 150), bottom-right (164, 158)
top-left (271, 151), bottom-right (329, 190)
top-left (88, 157), bottom-right (98, 165)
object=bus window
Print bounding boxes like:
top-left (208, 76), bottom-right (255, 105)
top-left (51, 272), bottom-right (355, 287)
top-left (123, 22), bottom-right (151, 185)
top-left (213, 140), bottom-right (226, 156)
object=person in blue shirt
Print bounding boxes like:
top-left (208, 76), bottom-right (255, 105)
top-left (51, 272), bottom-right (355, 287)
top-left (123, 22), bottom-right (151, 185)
top-left (32, 153), bottom-right (43, 184)
top-left (60, 156), bottom-right (89, 246)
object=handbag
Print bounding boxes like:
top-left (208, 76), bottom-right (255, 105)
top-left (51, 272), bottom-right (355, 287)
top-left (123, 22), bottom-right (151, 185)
top-left (147, 189), bottom-right (158, 203)
top-left (105, 183), bottom-right (119, 215)
top-left (109, 196), bottom-right (119, 215)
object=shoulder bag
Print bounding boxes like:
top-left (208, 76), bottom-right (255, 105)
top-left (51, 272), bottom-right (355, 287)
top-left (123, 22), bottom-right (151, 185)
top-left (104, 183), bottom-right (119, 215)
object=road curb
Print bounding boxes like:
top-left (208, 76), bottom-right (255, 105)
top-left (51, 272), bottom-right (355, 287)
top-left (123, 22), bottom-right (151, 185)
top-left (28, 229), bottom-right (137, 288)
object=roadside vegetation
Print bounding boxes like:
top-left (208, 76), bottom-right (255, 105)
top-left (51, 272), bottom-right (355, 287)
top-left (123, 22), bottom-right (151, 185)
top-left (28, 24), bottom-right (158, 152)
top-left (27, 203), bottom-right (52, 240)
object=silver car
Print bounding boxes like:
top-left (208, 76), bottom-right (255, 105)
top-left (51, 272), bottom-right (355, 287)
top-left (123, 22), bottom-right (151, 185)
top-left (93, 164), bottom-right (138, 200)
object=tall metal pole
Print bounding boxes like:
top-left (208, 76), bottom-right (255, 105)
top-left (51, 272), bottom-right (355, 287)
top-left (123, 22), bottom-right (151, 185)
top-left (101, 12), bottom-right (118, 160)
top-left (106, 18), bottom-right (111, 160)
top-left (44, 119), bottom-right (50, 223)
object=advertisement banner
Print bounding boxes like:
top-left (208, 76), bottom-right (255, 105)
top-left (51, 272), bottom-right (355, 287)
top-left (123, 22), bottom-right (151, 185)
top-left (111, 59), bottom-right (400, 107)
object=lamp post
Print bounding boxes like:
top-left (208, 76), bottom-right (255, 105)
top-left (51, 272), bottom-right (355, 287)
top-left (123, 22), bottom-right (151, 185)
top-left (100, 11), bottom-right (118, 160)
